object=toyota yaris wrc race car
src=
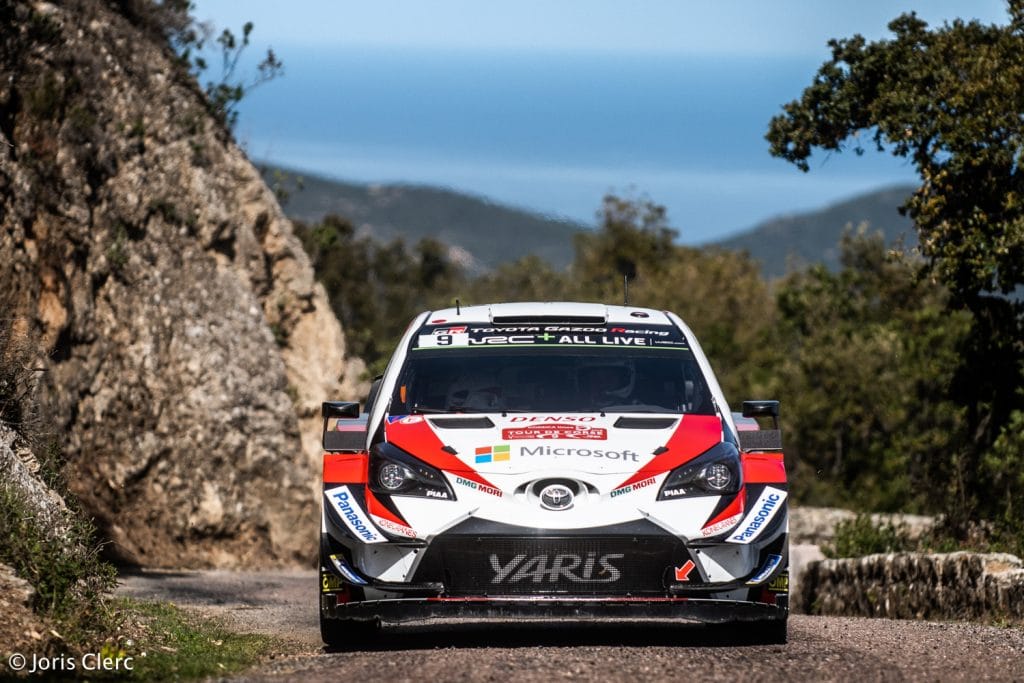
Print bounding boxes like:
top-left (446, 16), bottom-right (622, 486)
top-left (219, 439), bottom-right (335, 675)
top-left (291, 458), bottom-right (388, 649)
top-left (319, 302), bottom-right (789, 645)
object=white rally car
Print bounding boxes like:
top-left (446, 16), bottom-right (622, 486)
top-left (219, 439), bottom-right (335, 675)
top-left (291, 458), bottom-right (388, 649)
top-left (319, 302), bottom-right (789, 644)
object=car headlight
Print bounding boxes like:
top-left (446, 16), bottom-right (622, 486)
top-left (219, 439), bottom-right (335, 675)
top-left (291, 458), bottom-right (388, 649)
top-left (369, 443), bottom-right (456, 500)
top-left (657, 442), bottom-right (742, 500)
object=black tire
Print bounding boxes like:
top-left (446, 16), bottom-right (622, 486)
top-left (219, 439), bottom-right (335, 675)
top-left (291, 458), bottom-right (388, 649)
top-left (714, 619), bottom-right (787, 645)
top-left (320, 614), bottom-right (381, 649)
top-left (741, 618), bottom-right (788, 645)
top-left (319, 576), bottom-right (379, 649)
top-left (320, 611), bottom-right (348, 647)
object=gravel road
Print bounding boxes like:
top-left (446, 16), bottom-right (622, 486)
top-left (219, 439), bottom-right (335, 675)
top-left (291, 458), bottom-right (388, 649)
top-left (118, 570), bottom-right (1024, 682)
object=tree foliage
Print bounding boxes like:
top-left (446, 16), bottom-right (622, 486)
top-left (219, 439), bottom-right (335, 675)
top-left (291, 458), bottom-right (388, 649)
top-left (767, 8), bottom-right (1024, 300)
top-left (767, 4), bottom-right (1024, 533)
top-left (769, 229), bottom-right (968, 511)
top-left (296, 215), bottom-right (463, 377)
top-left (119, 0), bottom-right (282, 130)
top-left (302, 195), bottom-right (777, 405)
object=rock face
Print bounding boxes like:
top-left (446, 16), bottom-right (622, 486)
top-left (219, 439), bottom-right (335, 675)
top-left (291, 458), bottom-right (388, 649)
top-left (800, 552), bottom-right (1024, 621)
top-left (0, 0), bottom-right (365, 567)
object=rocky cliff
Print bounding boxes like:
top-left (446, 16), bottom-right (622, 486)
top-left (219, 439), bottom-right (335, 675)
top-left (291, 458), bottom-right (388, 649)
top-left (0, 0), bottom-right (365, 567)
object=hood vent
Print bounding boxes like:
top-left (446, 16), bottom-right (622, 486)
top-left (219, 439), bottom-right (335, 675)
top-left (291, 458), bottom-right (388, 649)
top-left (429, 417), bottom-right (496, 429)
top-left (613, 417), bottom-right (678, 430)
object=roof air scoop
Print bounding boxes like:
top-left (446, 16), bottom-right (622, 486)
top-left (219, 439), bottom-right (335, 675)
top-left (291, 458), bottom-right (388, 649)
top-left (488, 302), bottom-right (608, 325)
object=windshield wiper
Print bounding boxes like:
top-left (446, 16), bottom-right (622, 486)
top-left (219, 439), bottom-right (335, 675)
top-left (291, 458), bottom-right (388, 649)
top-left (410, 405), bottom-right (448, 414)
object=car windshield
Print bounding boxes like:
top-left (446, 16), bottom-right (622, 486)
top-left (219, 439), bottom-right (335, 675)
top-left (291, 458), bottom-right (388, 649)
top-left (389, 346), bottom-right (715, 415)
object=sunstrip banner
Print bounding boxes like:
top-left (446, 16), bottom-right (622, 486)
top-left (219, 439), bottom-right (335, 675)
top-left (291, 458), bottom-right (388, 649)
top-left (728, 486), bottom-right (787, 544)
top-left (325, 486), bottom-right (386, 544)
top-left (413, 323), bottom-right (691, 350)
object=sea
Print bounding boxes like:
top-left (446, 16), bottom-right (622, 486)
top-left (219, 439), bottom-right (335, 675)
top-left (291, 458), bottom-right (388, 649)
top-left (233, 47), bottom-right (918, 243)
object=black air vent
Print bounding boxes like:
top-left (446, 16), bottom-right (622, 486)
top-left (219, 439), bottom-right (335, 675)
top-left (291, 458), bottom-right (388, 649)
top-left (738, 429), bottom-right (783, 451)
top-left (323, 429), bottom-right (367, 451)
top-left (429, 417), bottom-right (496, 429)
top-left (613, 417), bottom-right (678, 429)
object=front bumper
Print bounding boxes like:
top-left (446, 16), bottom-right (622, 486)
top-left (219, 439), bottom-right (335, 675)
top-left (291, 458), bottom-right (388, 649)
top-left (320, 595), bottom-right (787, 627)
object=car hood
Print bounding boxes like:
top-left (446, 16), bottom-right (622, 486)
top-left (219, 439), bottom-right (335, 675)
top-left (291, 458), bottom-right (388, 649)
top-left (384, 412), bottom-right (723, 477)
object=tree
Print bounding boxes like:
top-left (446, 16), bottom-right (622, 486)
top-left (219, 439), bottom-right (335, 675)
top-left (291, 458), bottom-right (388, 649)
top-left (769, 230), bottom-right (968, 511)
top-left (573, 193), bottom-right (678, 302)
top-left (572, 194), bottom-right (777, 402)
top-left (123, 0), bottom-right (283, 130)
top-left (766, 5), bottom-right (1024, 530)
top-left (296, 215), bottom-right (464, 378)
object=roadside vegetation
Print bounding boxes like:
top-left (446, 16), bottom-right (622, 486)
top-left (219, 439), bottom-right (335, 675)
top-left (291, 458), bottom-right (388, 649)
top-left (300, 4), bottom-right (1024, 560)
top-left (823, 515), bottom-right (915, 559)
top-left (1, 316), bottom-right (280, 676)
top-left (115, 599), bottom-right (281, 680)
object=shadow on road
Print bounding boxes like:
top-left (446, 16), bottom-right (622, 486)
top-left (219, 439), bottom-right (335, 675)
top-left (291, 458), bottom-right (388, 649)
top-left (323, 621), bottom-right (777, 653)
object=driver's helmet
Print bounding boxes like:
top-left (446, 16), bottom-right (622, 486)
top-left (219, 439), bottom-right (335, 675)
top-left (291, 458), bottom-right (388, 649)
top-left (446, 374), bottom-right (501, 411)
top-left (577, 362), bottom-right (635, 404)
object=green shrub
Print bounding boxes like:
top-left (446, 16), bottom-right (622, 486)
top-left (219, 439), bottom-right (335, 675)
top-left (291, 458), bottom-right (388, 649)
top-left (0, 484), bottom-right (117, 639)
top-left (0, 318), bottom-right (117, 642)
top-left (823, 514), bottom-right (913, 558)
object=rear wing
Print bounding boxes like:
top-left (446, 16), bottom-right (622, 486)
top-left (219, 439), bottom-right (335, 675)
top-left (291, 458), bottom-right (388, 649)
top-left (322, 401), bottom-right (368, 452)
top-left (733, 400), bottom-right (782, 451)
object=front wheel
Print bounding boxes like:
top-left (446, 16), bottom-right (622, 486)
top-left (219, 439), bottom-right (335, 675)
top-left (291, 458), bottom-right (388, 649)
top-left (319, 613), bottom-right (381, 649)
top-left (319, 611), bottom-right (347, 647)
top-left (741, 618), bottom-right (788, 645)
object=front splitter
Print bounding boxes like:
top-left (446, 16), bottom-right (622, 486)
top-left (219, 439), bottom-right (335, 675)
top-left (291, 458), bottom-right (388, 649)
top-left (322, 596), bottom-right (787, 627)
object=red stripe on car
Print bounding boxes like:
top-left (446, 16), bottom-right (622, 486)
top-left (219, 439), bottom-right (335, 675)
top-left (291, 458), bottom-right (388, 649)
top-left (702, 492), bottom-right (744, 530)
top-left (385, 418), bottom-right (497, 489)
top-left (323, 453), bottom-right (367, 484)
top-left (615, 414), bottom-right (722, 489)
top-left (364, 487), bottom-right (409, 527)
top-left (742, 452), bottom-right (787, 483)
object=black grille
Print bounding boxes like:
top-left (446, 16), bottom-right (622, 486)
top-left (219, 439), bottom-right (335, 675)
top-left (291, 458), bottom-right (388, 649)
top-left (421, 536), bottom-right (687, 596)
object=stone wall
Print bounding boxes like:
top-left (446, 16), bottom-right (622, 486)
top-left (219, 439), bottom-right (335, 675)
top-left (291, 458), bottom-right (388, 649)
top-left (799, 552), bottom-right (1024, 621)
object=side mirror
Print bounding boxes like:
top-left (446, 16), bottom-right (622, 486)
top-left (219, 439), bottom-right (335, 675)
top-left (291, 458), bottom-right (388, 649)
top-left (738, 400), bottom-right (782, 451)
top-left (742, 400), bottom-right (779, 419)
top-left (321, 401), bottom-right (366, 452)
top-left (322, 401), bottom-right (360, 419)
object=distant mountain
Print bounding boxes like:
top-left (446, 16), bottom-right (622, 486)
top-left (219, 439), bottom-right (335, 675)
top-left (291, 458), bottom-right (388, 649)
top-left (713, 185), bottom-right (918, 279)
top-left (264, 165), bottom-right (918, 279)
top-left (260, 166), bottom-right (583, 271)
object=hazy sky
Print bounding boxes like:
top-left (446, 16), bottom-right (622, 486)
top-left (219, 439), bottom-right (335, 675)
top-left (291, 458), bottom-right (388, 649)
top-left (193, 1), bottom-right (1006, 56)
top-left (190, 1), bottom-right (1011, 240)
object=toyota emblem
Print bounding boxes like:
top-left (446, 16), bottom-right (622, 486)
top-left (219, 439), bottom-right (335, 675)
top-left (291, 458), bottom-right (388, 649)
top-left (539, 484), bottom-right (574, 511)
